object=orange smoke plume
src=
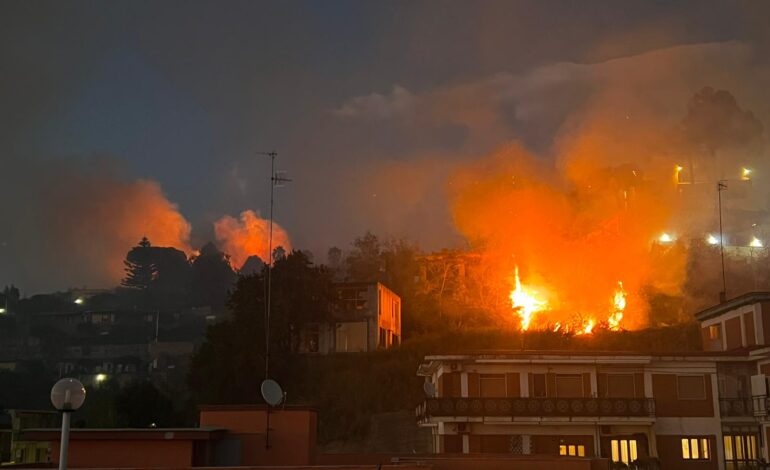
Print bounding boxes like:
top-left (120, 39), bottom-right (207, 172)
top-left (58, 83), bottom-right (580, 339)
top-left (45, 177), bottom-right (192, 287)
top-left (214, 210), bottom-right (292, 269)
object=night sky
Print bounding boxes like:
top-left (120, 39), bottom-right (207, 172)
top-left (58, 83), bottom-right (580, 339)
top-left (2, 1), bottom-right (769, 293)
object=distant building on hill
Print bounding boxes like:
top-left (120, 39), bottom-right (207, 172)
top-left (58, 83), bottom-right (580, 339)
top-left (295, 281), bottom-right (401, 354)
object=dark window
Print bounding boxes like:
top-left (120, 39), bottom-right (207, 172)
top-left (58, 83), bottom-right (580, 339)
top-left (555, 374), bottom-right (583, 397)
top-left (677, 375), bottom-right (706, 400)
top-left (304, 324), bottom-right (319, 353)
top-left (607, 374), bottom-right (635, 397)
top-left (480, 374), bottom-right (506, 397)
top-left (532, 374), bottom-right (547, 397)
top-left (443, 435), bottom-right (463, 453)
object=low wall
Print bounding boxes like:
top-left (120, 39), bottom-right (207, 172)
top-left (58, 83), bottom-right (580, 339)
top-left (319, 454), bottom-right (609, 470)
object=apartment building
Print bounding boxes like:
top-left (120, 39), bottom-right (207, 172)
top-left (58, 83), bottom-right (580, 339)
top-left (417, 291), bottom-right (770, 470)
top-left (296, 282), bottom-right (401, 354)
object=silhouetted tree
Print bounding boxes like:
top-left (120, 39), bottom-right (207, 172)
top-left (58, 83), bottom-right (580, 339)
top-left (345, 231), bottom-right (384, 282)
top-left (189, 250), bottom-right (333, 404)
top-left (190, 242), bottom-right (237, 308)
top-left (240, 255), bottom-right (264, 276)
top-left (122, 237), bottom-right (156, 291)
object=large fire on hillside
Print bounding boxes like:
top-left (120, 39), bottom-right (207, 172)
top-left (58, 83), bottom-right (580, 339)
top-left (446, 87), bottom-right (766, 333)
top-left (450, 140), bottom-right (688, 333)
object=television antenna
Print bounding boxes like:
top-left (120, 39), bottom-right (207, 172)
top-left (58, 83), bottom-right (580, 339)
top-left (717, 180), bottom-right (727, 302)
top-left (257, 152), bottom-right (292, 382)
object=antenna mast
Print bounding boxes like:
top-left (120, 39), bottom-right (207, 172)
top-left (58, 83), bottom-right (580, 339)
top-left (258, 151), bottom-right (291, 380)
top-left (718, 180), bottom-right (727, 302)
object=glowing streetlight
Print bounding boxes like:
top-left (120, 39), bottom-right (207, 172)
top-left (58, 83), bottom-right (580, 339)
top-left (742, 167), bottom-right (752, 181)
top-left (51, 378), bottom-right (86, 470)
top-left (658, 233), bottom-right (674, 243)
top-left (750, 237), bottom-right (763, 248)
top-left (674, 165), bottom-right (684, 184)
top-left (95, 373), bottom-right (107, 384)
top-left (0, 308), bottom-right (5, 314)
top-left (707, 234), bottom-right (720, 246)
top-left (74, 298), bottom-right (84, 305)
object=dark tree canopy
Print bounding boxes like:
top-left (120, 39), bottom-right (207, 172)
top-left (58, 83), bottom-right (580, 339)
top-left (189, 250), bottom-right (333, 404)
top-left (190, 242), bottom-right (237, 308)
top-left (121, 237), bottom-right (193, 308)
top-left (122, 237), bottom-right (156, 291)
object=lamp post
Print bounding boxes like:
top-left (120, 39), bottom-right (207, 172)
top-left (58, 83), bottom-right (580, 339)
top-left (50, 378), bottom-right (86, 470)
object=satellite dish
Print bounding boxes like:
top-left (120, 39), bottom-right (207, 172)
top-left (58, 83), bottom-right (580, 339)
top-left (261, 379), bottom-right (284, 406)
top-left (423, 381), bottom-right (436, 398)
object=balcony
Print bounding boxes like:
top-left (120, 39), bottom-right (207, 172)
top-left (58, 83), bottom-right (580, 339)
top-left (417, 397), bottom-right (656, 420)
top-left (719, 398), bottom-right (755, 417)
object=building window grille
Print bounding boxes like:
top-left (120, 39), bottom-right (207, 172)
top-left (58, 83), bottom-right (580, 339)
top-left (509, 435), bottom-right (523, 454)
top-left (724, 434), bottom-right (757, 469)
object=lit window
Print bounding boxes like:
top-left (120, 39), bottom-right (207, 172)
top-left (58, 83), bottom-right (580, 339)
top-left (724, 435), bottom-right (758, 465)
top-left (610, 439), bottom-right (638, 465)
top-left (559, 443), bottom-right (586, 457)
top-left (681, 437), bottom-right (710, 460)
top-left (708, 325), bottom-right (720, 340)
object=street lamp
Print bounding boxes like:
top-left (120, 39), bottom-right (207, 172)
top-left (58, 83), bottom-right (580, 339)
top-left (50, 378), bottom-right (86, 470)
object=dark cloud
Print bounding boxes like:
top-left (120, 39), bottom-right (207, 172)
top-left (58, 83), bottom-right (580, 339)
top-left (2, 0), bottom-right (769, 293)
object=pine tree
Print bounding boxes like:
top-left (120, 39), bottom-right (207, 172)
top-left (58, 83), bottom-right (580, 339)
top-left (122, 237), bottom-right (157, 290)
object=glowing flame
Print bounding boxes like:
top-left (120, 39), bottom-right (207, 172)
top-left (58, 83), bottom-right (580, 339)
top-left (576, 319), bottom-right (595, 335)
top-left (509, 266), bottom-right (548, 331)
top-left (658, 232), bottom-right (674, 243)
top-left (608, 281), bottom-right (626, 331)
top-left (750, 237), bottom-right (763, 248)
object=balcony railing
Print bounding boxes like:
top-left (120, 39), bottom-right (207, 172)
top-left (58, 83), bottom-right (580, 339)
top-left (719, 398), bottom-right (755, 417)
top-left (417, 397), bottom-right (655, 419)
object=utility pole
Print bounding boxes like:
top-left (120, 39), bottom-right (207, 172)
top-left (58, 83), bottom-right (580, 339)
top-left (718, 180), bottom-right (727, 302)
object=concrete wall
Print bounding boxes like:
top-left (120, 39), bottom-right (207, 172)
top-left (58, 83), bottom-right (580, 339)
top-left (199, 406), bottom-right (316, 466)
top-left (52, 439), bottom-right (194, 468)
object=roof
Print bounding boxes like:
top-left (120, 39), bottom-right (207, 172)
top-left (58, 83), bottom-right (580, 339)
top-left (695, 291), bottom-right (770, 321)
top-left (417, 348), bottom-right (769, 375)
top-left (21, 427), bottom-right (226, 441)
top-left (198, 404), bottom-right (317, 412)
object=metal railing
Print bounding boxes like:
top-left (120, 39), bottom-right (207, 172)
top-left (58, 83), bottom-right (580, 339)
top-left (417, 396), bottom-right (655, 419)
top-left (719, 397), bottom-right (755, 417)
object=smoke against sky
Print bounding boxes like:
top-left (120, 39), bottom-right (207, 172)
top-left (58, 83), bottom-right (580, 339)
top-left (1, 1), bottom-right (770, 294)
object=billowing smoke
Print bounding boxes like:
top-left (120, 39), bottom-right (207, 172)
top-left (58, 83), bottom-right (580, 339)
top-left (449, 84), bottom-right (765, 330)
top-left (214, 210), bottom-right (291, 269)
top-left (0, 159), bottom-right (192, 293)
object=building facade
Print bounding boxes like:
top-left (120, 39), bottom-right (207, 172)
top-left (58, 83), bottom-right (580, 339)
top-left (297, 282), bottom-right (402, 354)
top-left (417, 292), bottom-right (770, 470)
